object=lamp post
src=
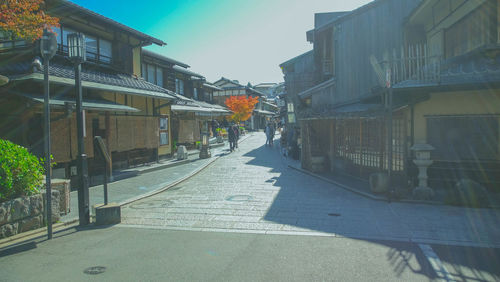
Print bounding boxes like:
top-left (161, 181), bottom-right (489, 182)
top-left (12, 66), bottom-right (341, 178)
top-left (40, 28), bottom-right (57, 239)
top-left (68, 32), bottom-right (90, 226)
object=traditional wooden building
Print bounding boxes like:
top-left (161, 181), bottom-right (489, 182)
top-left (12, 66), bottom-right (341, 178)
top-left (142, 51), bottom-right (230, 147)
top-left (284, 0), bottom-right (423, 185)
top-left (390, 0), bottom-right (500, 190)
top-left (0, 0), bottom-right (177, 182)
top-left (284, 0), bottom-right (500, 195)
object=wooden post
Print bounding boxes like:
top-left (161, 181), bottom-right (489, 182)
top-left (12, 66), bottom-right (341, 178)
top-left (359, 118), bottom-right (363, 177)
top-left (105, 112), bottom-right (112, 180)
top-left (330, 120), bottom-right (335, 173)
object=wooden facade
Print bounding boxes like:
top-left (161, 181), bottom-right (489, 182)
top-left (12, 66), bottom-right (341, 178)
top-left (285, 0), bottom-right (500, 193)
top-left (0, 1), bottom-right (175, 181)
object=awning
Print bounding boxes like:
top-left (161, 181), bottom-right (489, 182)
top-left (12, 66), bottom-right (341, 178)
top-left (254, 109), bottom-right (276, 116)
top-left (171, 104), bottom-right (231, 116)
top-left (5, 61), bottom-right (176, 101)
top-left (298, 78), bottom-right (335, 99)
top-left (171, 104), bottom-right (212, 113)
top-left (26, 95), bottom-right (139, 112)
top-left (298, 102), bottom-right (409, 120)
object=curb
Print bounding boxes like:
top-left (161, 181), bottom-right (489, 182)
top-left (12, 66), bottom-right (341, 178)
top-left (0, 134), bottom-right (249, 248)
top-left (131, 142), bottom-right (226, 175)
top-left (288, 165), bottom-right (446, 206)
top-left (0, 219), bottom-right (79, 249)
top-left (288, 165), bottom-right (387, 202)
top-left (288, 165), bottom-right (500, 209)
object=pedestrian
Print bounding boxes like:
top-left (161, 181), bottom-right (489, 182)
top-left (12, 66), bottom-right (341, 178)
top-left (228, 124), bottom-right (236, 152)
top-left (269, 123), bottom-right (275, 147)
top-left (265, 123), bottom-right (271, 146)
top-left (233, 124), bottom-right (239, 148)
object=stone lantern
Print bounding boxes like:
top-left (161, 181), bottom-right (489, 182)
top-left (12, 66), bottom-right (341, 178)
top-left (410, 143), bottom-right (435, 200)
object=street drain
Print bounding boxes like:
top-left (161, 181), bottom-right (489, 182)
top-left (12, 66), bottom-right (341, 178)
top-left (83, 266), bottom-right (106, 275)
top-left (328, 213), bottom-right (341, 217)
top-left (226, 195), bottom-right (253, 202)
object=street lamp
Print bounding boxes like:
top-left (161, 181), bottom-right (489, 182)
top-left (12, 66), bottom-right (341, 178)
top-left (40, 28), bottom-right (57, 239)
top-left (68, 32), bottom-right (90, 226)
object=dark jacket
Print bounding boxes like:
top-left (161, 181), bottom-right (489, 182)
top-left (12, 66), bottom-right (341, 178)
top-left (228, 126), bottom-right (236, 141)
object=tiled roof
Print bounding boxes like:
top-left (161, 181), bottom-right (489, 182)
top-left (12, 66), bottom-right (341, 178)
top-left (394, 47), bottom-right (500, 89)
top-left (298, 103), bottom-right (384, 120)
top-left (1, 59), bottom-right (176, 99)
top-left (49, 0), bottom-right (165, 46)
top-left (142, 50), bottom-right (189, 68)
top-left (172, 65), bottom-right (204, 79)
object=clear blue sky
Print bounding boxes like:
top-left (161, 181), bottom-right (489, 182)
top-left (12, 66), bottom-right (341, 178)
top-left (70, 0), bottom-right (372, 85)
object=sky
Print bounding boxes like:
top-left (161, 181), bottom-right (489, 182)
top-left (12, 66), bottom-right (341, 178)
top-left (70, 0), bottom-right (372, 85)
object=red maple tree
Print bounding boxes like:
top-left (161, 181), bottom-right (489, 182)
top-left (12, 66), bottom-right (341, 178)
top-left (224, 95), bottom-right (259, 123)
top-left (0, 0), bottom-right (59, 41)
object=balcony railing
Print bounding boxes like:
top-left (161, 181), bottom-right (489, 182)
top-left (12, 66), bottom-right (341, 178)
top-left (379, 44), bottom-right (442, 86)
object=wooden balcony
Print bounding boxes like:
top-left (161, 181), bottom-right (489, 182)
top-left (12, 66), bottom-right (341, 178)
top-left (380, 44), bottom-right (442, 86)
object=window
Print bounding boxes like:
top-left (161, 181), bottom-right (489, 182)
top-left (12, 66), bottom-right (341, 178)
top-left (193, 88), bottom-right (198, 100)
top-left (58, 25), bottom-right (112, 64)
top-left (142, 63), bottom-right (147, 79)
top-left (0, 31), bottom-right (13, 49)
top-left (427, 116), bottom-right (499, 161)
top-left (52, 26), bottom-right (62, 45)
top-left (147, 64), bottom-right (155, 84)
top-left (99, 39), bottom-right (112, 63)
top-left (444, 2), bottom-right (496, 58)
top-left (159, 116), bottom-right (169, 146)
top-left (62, 27), bottom-right (76, 53)
top-left (176, 79), bottom-right (184, 95)
top-left (85, 35), bottom-right (98, 60)
top-left (156, 67), bottom-right (163, 87)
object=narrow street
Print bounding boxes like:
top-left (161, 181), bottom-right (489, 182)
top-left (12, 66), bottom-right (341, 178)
top-left (121, 133), bottom-right (500, 247)
top-left (1, 133), bottom-right (499, 281)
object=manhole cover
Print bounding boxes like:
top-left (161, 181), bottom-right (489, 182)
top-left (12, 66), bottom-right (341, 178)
top-left (226, 195), bottom-right (253, 202)
top-left (83, 266), bottom-right (106, 275)
top-left (328, 213), bottom-right (341, 217)
top-left (130, 200), bottom-right (173, 209)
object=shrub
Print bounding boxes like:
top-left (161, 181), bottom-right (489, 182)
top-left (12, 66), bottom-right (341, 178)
top-left (0, 139), bottom-right (44, 202)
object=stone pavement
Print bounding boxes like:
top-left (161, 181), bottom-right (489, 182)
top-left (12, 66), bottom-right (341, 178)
top-left (60, 138), bottom-right (244, 223)
top-left (121, 132), bottom-right (500, 248)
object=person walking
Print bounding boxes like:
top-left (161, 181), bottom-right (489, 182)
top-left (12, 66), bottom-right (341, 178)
top-left (265, 123), bottom-right (271, 146)
top-left (228, 124), bottom-right (236, 152)
top-left (269, 123), bottom-right (275, 147)
top-left (233, 124), bottom-right (239, 149)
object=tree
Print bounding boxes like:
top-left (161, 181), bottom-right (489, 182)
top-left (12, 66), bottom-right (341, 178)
top-left (0, 0), bottom-right (59, 42)
top-left (224, 95), bottom-right (259, 123)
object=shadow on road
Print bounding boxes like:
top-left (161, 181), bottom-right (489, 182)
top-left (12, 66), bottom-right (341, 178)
top-left (243, 137), bottom-right (499, 281)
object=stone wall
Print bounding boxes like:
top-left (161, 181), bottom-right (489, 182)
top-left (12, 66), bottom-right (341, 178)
top-left (0, 190), bottom-right (60, 239)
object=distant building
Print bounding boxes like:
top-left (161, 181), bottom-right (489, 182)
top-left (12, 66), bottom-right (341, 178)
top-left (213, 77), bottom-right (275, 130)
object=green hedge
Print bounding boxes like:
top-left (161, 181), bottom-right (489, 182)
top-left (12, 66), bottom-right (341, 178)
top-left (0, 139), bottom-right (44, 202)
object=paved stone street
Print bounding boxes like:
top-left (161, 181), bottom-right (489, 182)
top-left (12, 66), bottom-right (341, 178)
top-left (121, 133), bottom-right (500, 248)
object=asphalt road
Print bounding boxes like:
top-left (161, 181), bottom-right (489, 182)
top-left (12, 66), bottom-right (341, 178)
top-left (1, 132), bottom-right (499, 281)
top-left (0, 226), bottom-right (438, 282)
